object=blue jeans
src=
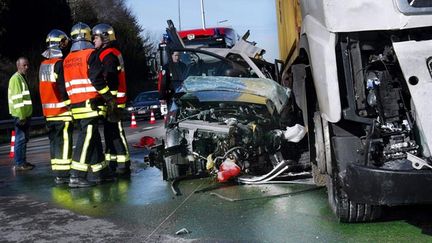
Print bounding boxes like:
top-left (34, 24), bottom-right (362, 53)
top-left (14, 118), bottom-right (30, 166)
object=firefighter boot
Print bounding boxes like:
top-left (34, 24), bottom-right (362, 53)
top-left (54, 170), bottom-right (70, 185)
top-left (69, 170), bottom-right (95, 188)
top-left (88, 167), bottom-right (116, 184)
top-left (69, 177), bottom-right (96, 188)
top-left (116, 161), bottom-right (131, 178)
top-left (54, 177), bottom-right (70, 185)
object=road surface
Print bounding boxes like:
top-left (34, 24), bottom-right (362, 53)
top-left (0, 119), bottom-right (431, 242)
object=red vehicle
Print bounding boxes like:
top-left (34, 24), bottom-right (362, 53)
top-left (177, 27), bottom-right (237, 48)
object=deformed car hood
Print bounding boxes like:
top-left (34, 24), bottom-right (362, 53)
top-left (179, 76), bottom-right (290, 113)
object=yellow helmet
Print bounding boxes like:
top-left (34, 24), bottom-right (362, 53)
top-left (92, 23), bottom-right (116, 44)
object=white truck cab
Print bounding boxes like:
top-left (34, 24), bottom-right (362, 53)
top-left (278, 0), bottom-right (432, 222)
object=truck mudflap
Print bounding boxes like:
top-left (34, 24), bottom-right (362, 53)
top-left (343, 163), bottom-right (432, 206)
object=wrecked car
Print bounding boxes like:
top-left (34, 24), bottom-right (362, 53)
top-left (162, 75), bottom-right (307, 181)
top-left (153, 20), bottom-right (307, 183)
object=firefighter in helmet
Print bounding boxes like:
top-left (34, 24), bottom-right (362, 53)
top-left (63, 22), bottom-right (115, 187)
top-left (92, 23), bottom-right (130, 178)
top-left (39, 29), bottom-right (73, 184)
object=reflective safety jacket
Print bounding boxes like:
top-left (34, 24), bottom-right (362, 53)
top-left (64, 49), bottom-right (111, 119)
top-left (64, 49), bottom-right (100, 104)
top-left (8, 72), bottom-right (32, 120)
top-left (99, 47), bottom-right (127, 108)
top-left (39, 58), bottom-right (72, 121)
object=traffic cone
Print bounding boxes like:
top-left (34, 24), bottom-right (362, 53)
top-left (130, 113), bottom-right (137, 128)
top-left (149, 110), bottom-right (156, 124)
top-left (9, 130), bottom-right (15, 158)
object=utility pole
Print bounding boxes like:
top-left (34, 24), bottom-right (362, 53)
top-left (200, 0), bottom-right (206, 29)
top-left (178, 0), bottom-right (182, 30)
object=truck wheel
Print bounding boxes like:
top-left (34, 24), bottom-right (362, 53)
top-left (164, 153), bottom-right (187, 181)
top-left (326, 175), bottom-right (382, 222)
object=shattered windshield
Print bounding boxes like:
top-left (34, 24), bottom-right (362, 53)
top-left (179, 76), bottom-right (290, 113)
top-left (169, 50), bottom-right (253, 81)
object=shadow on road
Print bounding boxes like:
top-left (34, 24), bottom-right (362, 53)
top-left (382, 205), bottom-right (432, 236)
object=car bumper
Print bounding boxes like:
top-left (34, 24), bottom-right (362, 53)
top-left (343, 163), bottom-right (432, 206)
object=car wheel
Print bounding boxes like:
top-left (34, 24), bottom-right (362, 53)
top-left (326, 175), bottom-right (382, 222)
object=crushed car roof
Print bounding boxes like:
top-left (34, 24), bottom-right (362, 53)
top-left (179, 76), bottom-right (290, 113)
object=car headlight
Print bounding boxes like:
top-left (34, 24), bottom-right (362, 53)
top-left (150, 105), bottom-right (159, 109)
top-left (126, 107), bottom-right (134, 111)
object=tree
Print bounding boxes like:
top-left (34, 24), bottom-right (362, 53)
top-left (0, 0), bottom-right (155, 120)
top-left (0, 0), bottom-right (72, 119)
top-left (70, 0), bottom-right (155, 99)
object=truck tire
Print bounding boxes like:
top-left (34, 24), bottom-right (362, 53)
top-left (326, 175), bottom-right (382, 222)
top-left (164, 153), bottom-right (187, 181)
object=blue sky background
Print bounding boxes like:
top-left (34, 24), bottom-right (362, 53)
top-left (124, 0), bottom-right (279, 61)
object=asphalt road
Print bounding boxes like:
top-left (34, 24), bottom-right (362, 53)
top-left (0, 119), bottom-right (432, 242)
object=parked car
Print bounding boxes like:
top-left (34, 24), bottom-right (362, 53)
top-left (126, 91), bottom-right (161, 119)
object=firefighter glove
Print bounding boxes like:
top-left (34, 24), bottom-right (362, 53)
top-left (106, 98), bottom-right (121, 123)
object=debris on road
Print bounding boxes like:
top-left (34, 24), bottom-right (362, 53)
top-left (175, 228), bottom-right (190, 235)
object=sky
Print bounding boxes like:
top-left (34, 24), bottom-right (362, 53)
top-left (124, 0), bottom-right (280, 61)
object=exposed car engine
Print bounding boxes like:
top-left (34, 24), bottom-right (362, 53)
top-left (163, 99), bottom-right (306, 181)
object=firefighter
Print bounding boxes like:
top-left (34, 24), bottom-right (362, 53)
top-left (92, 23), bottom-right (130, 177)
top-left (39, 29), bottom-right (73, 184)
top-left (63, 22), bottom-right (116, 187)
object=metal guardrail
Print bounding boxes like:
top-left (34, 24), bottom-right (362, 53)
top-left (0, 117), bottom-right (46, 130)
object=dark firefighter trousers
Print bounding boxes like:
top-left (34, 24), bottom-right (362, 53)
top-left (71, 117), bottom-right (110, 179)
top-left (47, 121), bottom-right (73, 178)
top-left (104, 119), bottom-right (130, 171)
